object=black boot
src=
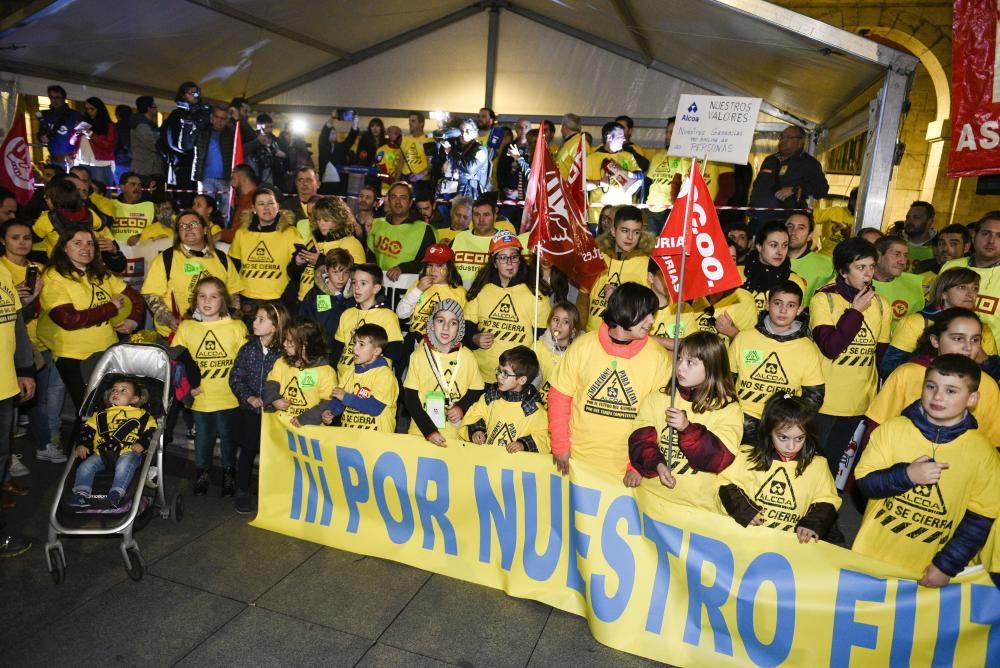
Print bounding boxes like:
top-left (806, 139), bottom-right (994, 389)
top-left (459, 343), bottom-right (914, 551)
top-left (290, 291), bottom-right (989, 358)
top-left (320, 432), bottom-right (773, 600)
top-left (193, 469), bottom-right (209, 496)
top-left (234, 490), bottom-right (253, 514)
top-left (221, 468), bottom-right (236, 497)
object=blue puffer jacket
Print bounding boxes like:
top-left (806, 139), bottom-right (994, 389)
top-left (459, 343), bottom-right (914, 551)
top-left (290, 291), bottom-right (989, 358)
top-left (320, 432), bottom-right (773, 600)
top-left (229, 335), bottom-right (282, 413)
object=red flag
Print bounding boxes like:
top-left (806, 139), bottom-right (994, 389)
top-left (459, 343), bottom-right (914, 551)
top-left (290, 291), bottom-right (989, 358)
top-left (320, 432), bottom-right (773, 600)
top-left (565, 133), bottom-right (587, 215)
top-left (652, 161), bottom-right (742, 303)
top-left (522, 130), bottom-right (606, 291)
top-left (227, 122), bottom-right (245, 220)
top-left (0, 111), bottom-right (35, 204)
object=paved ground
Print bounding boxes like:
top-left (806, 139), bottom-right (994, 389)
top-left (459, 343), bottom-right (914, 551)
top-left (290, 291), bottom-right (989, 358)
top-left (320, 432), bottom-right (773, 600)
top-left (2, 423), bottom-right (864, 667)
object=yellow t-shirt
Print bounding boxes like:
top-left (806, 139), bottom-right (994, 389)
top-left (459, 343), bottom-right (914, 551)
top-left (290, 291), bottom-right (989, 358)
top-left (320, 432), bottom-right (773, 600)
top-left (550, 329), bottom-right (670, 474)
top-left (111, 200), bottom-right (155, 243)
top-left (728, 328), bottom-right (826, 419)
top-left (337, 361), bottom-right (398, 433)
top-left (229, 226), bottom-right (303, 300)
top-left (586, 150), bottom-right (641, 226)
top-left (890, 311), bottom-right (997, 357)
top-left (404, 284), bottom-right (467, 336)
top-left (583, 255), bottom-right (650, 331)
top-left (83, 405), bottom-right (156, 455)
top-left (266, 358), bottom-right (337, 420)
top-left (645, 153), bottom-right (729, 212)
top-left (171, 317), bottom-right (248, 412)
top-left (462, 393), bottom-right (550, 453)
top-left (630, 389), bottom-right (743, 512)
top-left (0, 257), bottom-right (43, 351)
top-left (740, 270), bottom-right (809, 315)
top-left (466, 283), bottom-right (551, 382)
top-left (534, 339), bottom-right (567, 406)
top-left (138, 222), bottom-right (174, 243)
top-left (38, 268), bottom-right (126, 360)
top-left (812, 206), bottom-right (854, 256)
top-left (334, 306), bottom-right (403, 377)
top-left (0, 264), bottom-right (20, 400)
top-left (719, 449), bottom-right (841, 532)
top-left (689, 289), bottom-right (760, 343)
top-left (404, 342), bottom-right (484, 439)
top-left (142, 247), bottom-right (244, 338)
top-left (650, 301), bottom-right (700, 343)
top-left (555, 133), bottom-right (586, 180)
top-left (400, 135), bottom-right (431, 178)
top-left (853, 417), bottom-right (1000, 577)
top-left (866, 361), bottom-right (1000, 445)
top-left (32, 210), bottom-right (115, 255)
top-left (295, 235), bottom-right (367, 302)
top-left (809, 289), bottom-right (892, 416)
top-left (436, 228), bottom-right (460, 245)
top-left (375, 145), bottom-right (403, 180)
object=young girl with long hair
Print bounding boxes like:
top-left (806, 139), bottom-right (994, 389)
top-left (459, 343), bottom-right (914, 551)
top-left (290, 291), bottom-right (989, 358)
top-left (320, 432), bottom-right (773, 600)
top-left (627, 332), bottom-right (742, 510)
top-left (229, 302), bottom-right (289, 513)
top-left (535, 301), bottom-right (579, 405)
top-left (263, 317), bottom-right (337, 427)
top-left (170, 277), bottom-right (248, 496)
top-left (718, 393), bottom-right (840, 543)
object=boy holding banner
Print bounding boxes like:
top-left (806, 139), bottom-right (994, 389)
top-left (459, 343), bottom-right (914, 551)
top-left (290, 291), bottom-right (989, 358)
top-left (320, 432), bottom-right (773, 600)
top-left (853, 354), bottom-right (1000, 586)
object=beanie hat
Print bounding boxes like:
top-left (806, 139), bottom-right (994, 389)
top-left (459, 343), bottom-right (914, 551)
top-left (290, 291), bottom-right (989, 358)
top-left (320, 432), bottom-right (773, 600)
top-left (421, 243), bottom-right (455, 264)
top-left (426, 298), bottom-right (465, 352)
top-left (488, 230), bottom-right (522, 255)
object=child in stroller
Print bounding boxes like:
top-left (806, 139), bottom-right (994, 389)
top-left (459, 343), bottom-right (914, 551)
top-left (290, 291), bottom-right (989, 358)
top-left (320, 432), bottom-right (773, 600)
top-left (68, 378), bottom-right (156, 509)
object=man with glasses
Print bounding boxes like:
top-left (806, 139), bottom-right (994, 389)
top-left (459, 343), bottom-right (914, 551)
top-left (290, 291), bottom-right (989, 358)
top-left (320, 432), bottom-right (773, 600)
top-left (366, 181), bottom-right (436, 283)
top-left (748, 125), bottom-right (828, 234)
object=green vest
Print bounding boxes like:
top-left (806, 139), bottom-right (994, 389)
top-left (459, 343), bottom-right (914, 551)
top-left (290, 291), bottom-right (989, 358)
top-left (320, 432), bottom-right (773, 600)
top-left (367, 218), bottom-right (429, 271)
top-left (790, 251), bottom-right (835, 304)
top-left (873, 272), bottom-right (925, 335)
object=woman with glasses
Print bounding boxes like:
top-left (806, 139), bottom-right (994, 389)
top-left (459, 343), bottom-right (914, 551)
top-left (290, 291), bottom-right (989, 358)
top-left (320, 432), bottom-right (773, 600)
top-left (464, 231), bottom-right (550, 383)
top-left (141, 210), bottom-right (243, 341)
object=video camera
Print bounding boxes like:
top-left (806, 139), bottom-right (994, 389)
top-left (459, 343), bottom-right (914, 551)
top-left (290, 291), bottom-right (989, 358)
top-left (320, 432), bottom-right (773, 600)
top-left (432, 127), bottom-right (462, 142)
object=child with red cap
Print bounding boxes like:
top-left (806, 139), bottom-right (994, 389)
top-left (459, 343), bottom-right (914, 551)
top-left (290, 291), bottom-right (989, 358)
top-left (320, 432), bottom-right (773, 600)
top-left (396, 243), bottom-right (467, 351)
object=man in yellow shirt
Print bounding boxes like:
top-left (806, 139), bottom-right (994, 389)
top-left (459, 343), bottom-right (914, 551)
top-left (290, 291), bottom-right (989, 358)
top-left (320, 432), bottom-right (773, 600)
top-left (555, 113), bottom-right (585, 180)
top-left (400, 112), bottom-right (433, 183)
top-left (586, 122), bottom-right (642, 228)
top-left (941, 211), bottom-right (1000, 343)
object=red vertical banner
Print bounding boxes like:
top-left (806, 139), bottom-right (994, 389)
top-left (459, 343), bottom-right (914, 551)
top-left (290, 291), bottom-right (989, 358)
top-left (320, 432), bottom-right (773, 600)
top-left (652, 163), bottom-right (742, 302)
top-left (949, 0), bottom-right (1000, 177)
top-left (0, 110), bottom-right (35, 204)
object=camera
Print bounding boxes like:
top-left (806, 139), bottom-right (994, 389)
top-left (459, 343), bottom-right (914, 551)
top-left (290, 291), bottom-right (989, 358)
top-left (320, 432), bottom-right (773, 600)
top-left (432, 127), bottom-right (462, 141)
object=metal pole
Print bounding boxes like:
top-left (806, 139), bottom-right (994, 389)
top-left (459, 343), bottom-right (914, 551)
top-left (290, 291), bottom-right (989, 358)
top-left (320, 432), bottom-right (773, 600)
top-left (666, 159), bottom-right (698, 471)
top-left (533, 241), bottom-right (541, 354)
top-left (948, 178), bottom-right (963, 227)
top-left (484, 7), bottom-right (500, 110)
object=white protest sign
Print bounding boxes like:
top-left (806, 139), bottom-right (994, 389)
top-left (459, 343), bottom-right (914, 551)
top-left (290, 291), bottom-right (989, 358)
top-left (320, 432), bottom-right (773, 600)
top-left (668, 95), bottom-right (762, 165)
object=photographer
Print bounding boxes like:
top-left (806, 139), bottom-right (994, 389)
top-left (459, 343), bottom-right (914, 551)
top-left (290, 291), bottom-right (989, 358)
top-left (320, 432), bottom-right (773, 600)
top-left (249, 113), bottom-right (287, 189)
top-left (318, 110), bottom-right (359, 195)
top-left (160, 81), bottom-right (210, 205)
top-left (434, 118), bottom-right (490, 201)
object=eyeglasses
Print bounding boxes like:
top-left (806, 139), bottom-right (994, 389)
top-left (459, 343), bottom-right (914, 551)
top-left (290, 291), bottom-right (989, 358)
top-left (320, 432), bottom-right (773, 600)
top-left (495, 367), bottom-right (519, 379)
top-left (495, 254), bottom-right (520, 264)
top-left (178, 222), bottom-right (202, 230)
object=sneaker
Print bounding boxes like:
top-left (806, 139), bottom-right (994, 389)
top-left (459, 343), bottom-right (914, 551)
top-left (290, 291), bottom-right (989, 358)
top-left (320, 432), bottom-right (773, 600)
top-left (36, 444), bottom-right (68, 464)
top-left (107, 491), bottom-right (122, 508)
top-left (13, 424), bottom-right (27, 438)
top-left (234, 491), bottom-right (253, 514)
top-left (193, 469), bottom-right (209, 496)
top-left (186, 427), bottom-right (196, 445)
top-left (8, 454), bottom-right (30, 477)
top-left (221, 468), bottom-right (236, 497)
top-left (0, 534), bottom-right (31, 558)
top-left (68, 492), bottom-right (91, 508)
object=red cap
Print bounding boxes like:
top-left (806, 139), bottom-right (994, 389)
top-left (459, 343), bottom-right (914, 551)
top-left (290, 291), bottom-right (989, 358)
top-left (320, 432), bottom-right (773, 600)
top-left (421, 243), bottom-right (455, 264)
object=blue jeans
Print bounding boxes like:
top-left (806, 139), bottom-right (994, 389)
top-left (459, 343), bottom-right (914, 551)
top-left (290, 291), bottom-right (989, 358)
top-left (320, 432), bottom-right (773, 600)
top-left (199, 177), bottom-right (231, 225)
top-left (73, 450), bottom-right (143, 497)
top-left (29, 351), bottom-right (66, 450)
top-left (193, 408), bottom-right (236, 469)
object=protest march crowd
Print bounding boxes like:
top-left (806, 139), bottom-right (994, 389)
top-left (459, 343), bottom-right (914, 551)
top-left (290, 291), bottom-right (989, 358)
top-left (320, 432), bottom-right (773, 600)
top-left (0, 81), bottom-right (997, 602)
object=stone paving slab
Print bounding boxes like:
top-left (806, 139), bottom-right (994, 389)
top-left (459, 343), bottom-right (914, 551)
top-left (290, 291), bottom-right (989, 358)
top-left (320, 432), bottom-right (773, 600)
top-left (355, 642), bottom-right (462, 667)
top-left (528, 608), bottom-right (669, 668)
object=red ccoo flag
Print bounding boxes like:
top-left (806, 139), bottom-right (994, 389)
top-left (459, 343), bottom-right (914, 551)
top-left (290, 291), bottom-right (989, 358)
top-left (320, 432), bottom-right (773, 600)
top-left (226, 121), bottom-right (245, 220)
top-left (0, 111), bottom-right (35, 205)
top-left (652, 161), bottom-right (742, 303)
top-left (521, 130), bottom-right (606, 291)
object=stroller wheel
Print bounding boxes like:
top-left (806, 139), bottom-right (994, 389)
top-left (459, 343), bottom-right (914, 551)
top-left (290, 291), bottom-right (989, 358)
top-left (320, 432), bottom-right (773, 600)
top-left (124, 547), bottom-right (145, 581)
top-left (171, 493), bottom-right (184, 524)
top-left (49, 549), bottom-right (66, 585)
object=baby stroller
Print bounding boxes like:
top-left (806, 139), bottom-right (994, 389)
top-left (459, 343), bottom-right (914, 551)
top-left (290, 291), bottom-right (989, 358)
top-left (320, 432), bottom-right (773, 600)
top-left (45, 343), bottom-right (183, 583)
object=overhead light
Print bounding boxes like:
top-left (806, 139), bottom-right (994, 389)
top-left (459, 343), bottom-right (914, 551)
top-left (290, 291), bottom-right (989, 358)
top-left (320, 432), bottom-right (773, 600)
top-left (289, 116), bottom-right (308, 135)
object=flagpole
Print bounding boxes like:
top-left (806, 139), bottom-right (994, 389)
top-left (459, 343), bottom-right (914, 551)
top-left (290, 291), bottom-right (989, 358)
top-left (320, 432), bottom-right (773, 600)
top-left (666, 158), bottom-right (699, 471)
top-left (533, 241), bottom-right (542, 354)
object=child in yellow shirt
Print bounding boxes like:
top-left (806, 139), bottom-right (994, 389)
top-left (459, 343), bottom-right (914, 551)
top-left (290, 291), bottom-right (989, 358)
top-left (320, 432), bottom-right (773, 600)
top-left (320, 323), bottom-right (398, 432)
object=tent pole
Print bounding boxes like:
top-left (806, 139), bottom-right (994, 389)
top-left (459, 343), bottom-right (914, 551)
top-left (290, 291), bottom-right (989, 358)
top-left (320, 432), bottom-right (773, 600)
top-left (484, 7), bottom-right (500, 109)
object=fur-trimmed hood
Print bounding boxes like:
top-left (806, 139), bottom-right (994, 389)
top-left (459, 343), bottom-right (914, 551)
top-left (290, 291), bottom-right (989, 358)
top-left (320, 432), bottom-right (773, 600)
top-left (238, 207), bottom-right (297, 233)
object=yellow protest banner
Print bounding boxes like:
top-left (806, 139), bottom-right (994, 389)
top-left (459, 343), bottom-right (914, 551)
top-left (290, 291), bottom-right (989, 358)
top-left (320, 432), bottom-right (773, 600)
top-left (252, 415), bottom-right (998, 667)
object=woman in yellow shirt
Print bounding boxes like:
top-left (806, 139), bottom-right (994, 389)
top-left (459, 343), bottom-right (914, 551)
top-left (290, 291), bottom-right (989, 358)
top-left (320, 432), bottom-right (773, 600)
top-left (38, 227), bottom-right (143, 438)
top-left (290, 196), bottom-right (366, 302)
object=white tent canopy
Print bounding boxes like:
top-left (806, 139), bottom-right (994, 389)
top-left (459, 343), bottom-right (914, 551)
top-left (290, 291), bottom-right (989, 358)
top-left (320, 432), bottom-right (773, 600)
top-left (0, 0), bottom-right (918, 227)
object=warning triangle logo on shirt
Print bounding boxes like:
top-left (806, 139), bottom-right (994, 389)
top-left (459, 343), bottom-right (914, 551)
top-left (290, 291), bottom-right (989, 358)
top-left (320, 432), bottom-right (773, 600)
top-left (608, 271), bottom-right (621, 287)
top-left (196, 330), bottom-right (227, 359)
top-left (250, 241), bottom-right (274, 263)
top-left (897, 482), bottom-right (948, 516)
top-left (488, 422), bottom-right (518, 446)
top-left (418, 293), bottom-right (441, 317)
top-left (854, 322), bottom-right (875, 346)
top-left (589, 368), bottom-right (632, 406)
top-left (488, 293), bottom-right (519, 323)
top-left (754, 467), bottom-right (797, 510)
top-left (283, 376), bottom-right (308, 407)
top-left (90, 285), bottom-right (112, 308)
top-left (749, 352), bottom-right (789, 385)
